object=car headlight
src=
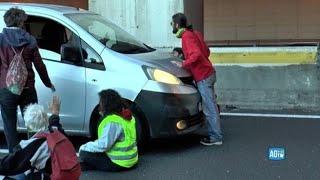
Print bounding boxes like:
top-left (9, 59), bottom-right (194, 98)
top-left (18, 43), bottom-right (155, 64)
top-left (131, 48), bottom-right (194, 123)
top-left (144, 67), bottom-right (182, 85)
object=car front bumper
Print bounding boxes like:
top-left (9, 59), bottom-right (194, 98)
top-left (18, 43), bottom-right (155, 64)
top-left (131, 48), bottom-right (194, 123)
top-left (134, 89), bottom-right (205, 138)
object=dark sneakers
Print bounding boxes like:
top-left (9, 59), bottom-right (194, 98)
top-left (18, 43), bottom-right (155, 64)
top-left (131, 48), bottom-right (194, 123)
top-left (200, 137), bottom-right (223, 146)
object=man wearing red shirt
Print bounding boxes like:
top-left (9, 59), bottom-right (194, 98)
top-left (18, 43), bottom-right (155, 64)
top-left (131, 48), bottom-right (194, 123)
top-left (171, 13), bottom-right (222, 145)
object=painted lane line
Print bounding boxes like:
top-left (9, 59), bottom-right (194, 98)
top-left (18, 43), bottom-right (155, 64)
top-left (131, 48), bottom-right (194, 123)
top-left (0, 149), bottom-right (8, 154)
top-left (221, 112), bottom-right (320, 119)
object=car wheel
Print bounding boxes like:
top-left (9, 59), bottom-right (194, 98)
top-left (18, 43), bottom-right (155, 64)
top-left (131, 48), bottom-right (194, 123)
top-left (90, 103), bottom-right (149, 150)
top-left (90, 106), bottom-right (100, 140)
top-left (129, 104), bottom-right (149, 150)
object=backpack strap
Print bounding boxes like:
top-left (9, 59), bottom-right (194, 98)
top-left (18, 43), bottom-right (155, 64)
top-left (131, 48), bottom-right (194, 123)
top-left (10, 46), bottom-right (17, 54)
top-left (2, 46), bottom-right (25, 69)
top-left (1, 58), bottom-right (7, 68)
top-left (20, 47), bottom-right (24, 55)
top-left (10, 46), bottom-right (24, 55)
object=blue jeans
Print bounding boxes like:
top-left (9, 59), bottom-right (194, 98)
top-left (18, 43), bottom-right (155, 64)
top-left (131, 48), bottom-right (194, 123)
top-left (196, 73), bottom-right (222, 141)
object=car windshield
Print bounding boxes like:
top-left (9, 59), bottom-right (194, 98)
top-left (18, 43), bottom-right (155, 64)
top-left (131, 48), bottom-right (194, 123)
top-left (66, 13), bottom-right (154, 54)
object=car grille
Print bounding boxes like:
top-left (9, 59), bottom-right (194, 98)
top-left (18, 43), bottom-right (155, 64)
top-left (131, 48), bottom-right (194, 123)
top-left (188, 111), bottom-right (205, 127)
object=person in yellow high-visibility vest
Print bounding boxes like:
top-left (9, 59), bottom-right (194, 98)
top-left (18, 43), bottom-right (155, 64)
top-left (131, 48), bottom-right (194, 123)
top-left (79, 89), bottom-right (138, 171)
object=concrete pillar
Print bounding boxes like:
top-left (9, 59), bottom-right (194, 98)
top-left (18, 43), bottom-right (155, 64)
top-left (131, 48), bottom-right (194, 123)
top-left (184, 0), bottom-right (204, 34)
top-left (89, 0), bottom-right (185, 48)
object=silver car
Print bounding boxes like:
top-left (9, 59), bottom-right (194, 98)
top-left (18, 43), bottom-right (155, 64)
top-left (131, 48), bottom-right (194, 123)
top-left (0, 3), bottom-right (205, 143)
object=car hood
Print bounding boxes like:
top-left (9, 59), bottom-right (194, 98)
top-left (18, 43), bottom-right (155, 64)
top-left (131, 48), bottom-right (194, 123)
top-left (126, 50), bottom-right (191, 77)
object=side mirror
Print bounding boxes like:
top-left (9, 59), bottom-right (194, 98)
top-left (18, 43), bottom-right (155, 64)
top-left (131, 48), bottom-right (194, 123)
top-left (60, 44), bottom-right (83, 65)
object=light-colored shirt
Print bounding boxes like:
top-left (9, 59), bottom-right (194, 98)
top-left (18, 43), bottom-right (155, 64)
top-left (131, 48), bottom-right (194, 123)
top-left (79, 122), bottom-right (123, 153)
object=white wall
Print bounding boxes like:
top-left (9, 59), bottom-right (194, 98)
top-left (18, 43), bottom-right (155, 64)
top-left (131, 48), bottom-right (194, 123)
top-left (89, 0), bottom-right (184, 48)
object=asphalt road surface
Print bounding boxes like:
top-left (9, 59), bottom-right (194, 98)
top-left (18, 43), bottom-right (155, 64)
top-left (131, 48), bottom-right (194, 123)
top-left (1, 115), bottom-right (320, 180)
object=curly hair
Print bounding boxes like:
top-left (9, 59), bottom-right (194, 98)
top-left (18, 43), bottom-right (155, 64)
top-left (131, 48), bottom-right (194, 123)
top-left (4, 7), bottom-right (28, 27)
top-left (98, 89), bottom-right (127, 117)
top-left (24, 104), bottom-right (49, 132)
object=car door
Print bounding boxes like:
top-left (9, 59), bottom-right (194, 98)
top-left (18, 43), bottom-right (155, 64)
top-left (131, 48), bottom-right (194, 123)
top-left (15, 15), bottom-right (86, 133)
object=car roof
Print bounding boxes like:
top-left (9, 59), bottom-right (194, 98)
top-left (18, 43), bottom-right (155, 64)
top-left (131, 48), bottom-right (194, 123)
top-left (0, 3), bottom-right (91, 15)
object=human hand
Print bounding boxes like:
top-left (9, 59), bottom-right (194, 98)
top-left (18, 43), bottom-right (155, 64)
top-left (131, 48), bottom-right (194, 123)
top-left (50, 84), bottom-right (56, 93)
top-left (182, 61), bottom-right (187, 68)
top-left (172, 51), bottom-right (180, 57)
top-left (49, 96), bottom-right (61, 115)
top-left (170, 60), bottom-right (182, 67)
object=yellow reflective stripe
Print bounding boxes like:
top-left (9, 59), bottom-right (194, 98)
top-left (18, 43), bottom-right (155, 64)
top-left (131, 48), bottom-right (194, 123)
top-left (108, 151), bottom-right (138, 160)
top-left (99, 114), bottom-right (138, 168)
top-left (109, 146), bottom-right (137, 156)
top-left (112, 142), bottom-right (137, 152)
top-left (108, 141), bottom-right (137, 159)
top-left (111, 155), bottom-right (139, 168)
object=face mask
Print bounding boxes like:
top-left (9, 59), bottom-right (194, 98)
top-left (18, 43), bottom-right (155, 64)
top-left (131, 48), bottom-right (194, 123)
top-left (176, 28), bottom-right (186, 38)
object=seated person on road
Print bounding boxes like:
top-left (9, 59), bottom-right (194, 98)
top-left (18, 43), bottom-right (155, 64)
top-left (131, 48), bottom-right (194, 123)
top-left (0, 96), bottom-right (73, 179)
top-left (79, 89), bottom-right (138, 171)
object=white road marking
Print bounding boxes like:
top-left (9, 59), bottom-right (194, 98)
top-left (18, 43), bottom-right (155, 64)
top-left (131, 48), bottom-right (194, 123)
top-left (221, 112), bottom-right (320, 119)
top-left (0, 112), bottom-right (317, 154)
top-left (0, 149), bottom-right (8, 154)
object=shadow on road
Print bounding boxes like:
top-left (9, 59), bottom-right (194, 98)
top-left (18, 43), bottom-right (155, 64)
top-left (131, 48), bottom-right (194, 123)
top-left (0, 125), bottom-right (210, 156)
top-left (141, 133), bottom-right (205, 154)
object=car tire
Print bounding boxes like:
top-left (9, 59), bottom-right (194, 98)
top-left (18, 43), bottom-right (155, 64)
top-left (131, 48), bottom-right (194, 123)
top-left (90, 103), bottom-right (149, 150)
top-left (89, 106), bottom-right (100, 140)
top-left (129, 103), bottom-right (149, 151)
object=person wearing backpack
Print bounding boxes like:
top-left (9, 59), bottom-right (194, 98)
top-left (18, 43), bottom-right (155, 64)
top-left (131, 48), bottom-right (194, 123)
top-left (0, 96), bottom-right (81, 180)
top-left (0, 8), bottom-right (56, 153)
top-left (79, 89), bottom-right (138, 172)
top-left (171, 13), bottom-right (223, 146)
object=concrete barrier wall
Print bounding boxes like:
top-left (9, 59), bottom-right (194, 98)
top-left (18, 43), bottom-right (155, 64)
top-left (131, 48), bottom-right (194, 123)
top-left (215, 64), bottom-right (320, 111)
top-left (211, 47), bottom-right (320, 111)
